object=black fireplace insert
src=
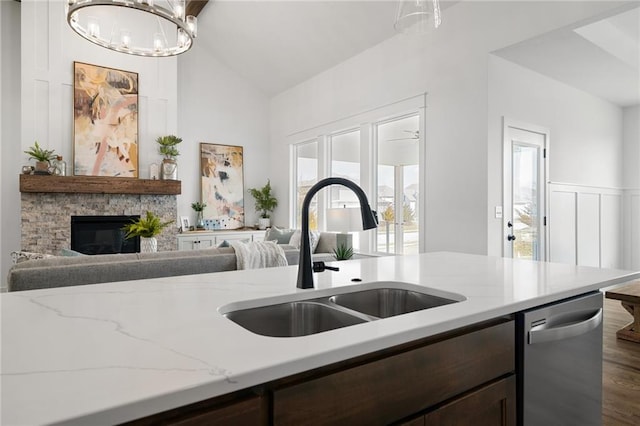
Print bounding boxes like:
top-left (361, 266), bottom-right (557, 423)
top-left (71, 215), bottom-right (140, 255)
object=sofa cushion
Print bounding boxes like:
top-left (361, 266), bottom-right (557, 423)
top-left (264, 226), bottom-right (296, 244)
top-left (315, 233), bottom-right (352, 254)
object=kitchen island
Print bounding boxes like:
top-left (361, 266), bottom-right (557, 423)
top-left (2, 252), bottom-right (639, 425)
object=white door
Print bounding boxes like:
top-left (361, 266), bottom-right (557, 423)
top-left (503, 119), bottom-right (548, 260)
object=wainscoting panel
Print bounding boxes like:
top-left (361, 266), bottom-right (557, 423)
top-left (549, 189), bottom-right (577, 265)
top-left (577, 193), bottom-right (600, 267)
top-left (601, 194), bottom-right (622, 269)
top-left (628, 191), bottom-right (640, 271)
top-left (549, 183), bottom-right (623, 268)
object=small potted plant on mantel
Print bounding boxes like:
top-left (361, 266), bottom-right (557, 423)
top-left (24, 141), bottom-right (56, 174)
top-left (156, 135), bottom-right (182, 180)
top-left (248, 180), bottom-right (278, 230)
top-left (122, 211), bottom-right (173, 253)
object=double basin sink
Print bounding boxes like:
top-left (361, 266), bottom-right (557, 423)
top-left (221, 282), bottom-right (466, 337)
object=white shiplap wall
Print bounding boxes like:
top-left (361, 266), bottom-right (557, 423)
top-left (625, 189), bottom-right (640, 271)
top-left (548, 183), bottom-right (624, 269)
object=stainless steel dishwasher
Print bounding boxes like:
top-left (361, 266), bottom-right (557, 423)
top-left (517, 291), bottom-right (603, 425)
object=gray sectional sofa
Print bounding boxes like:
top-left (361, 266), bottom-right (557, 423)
top-left (7, 232), bottom-right (354, 292)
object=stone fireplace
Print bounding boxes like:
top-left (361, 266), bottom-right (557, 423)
top-left (19, 175), bottom-right (180, 254)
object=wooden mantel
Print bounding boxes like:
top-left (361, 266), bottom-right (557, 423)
top-left (19, 174), bottom-right (181, 195)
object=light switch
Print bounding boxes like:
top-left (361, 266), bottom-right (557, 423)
top-left (495, 206), bottom-right (503, 219)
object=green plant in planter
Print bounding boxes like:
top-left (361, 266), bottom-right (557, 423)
top-left (122, 211), bottom-right (173, 239)
top-left (191, 201), bottom-right (206, 212)
top-left (248, 180), bottom-right (278, 219)
top-left (333, 243), bottom-right (354, 261)
top-left (156, 135), bottom-right (182, 159)
top-left (191, 201), bottom-right (207, 229)
top-left (24, 141), bottom-right (56, 168)
top-left (156, 135), bottom-right (182, 180)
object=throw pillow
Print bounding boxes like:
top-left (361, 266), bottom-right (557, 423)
top-left (288, 230), bottom-right (321, 253)
top-left (218, 239), bottom-right (250, 248)
top-left (264, 226), bottom-right (296, 244)
top-left (10, 250), bottom-right (55, 264)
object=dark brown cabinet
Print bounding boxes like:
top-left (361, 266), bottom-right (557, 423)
top-left (272, 319), bottom-right (515, 425)
top-left (127, 318), bottom-right (515, 425)
top-left (418, 376), bottom-right (516, 426)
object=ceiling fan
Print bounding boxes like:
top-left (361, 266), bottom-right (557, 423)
top-left (387, 130), bottom-right (419, 142)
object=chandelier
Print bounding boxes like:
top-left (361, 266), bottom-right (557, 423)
top-left (394, 0), bottom-right (442, 34)
top-left (66, 0), bottom-right (198, 57)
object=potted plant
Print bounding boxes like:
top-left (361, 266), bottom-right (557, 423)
top-left (248, 180), bottom-right (278, 229)
top-left (156, 135), bottom-right (182, 180)
top-left (122, 211), bottom-right (173, 253)
top-left (333, 243), bottom-right (354, 261)
top-left (24, 141), bottom-right (56, 174)
top-left (191, 201), bottom-right (207, 230)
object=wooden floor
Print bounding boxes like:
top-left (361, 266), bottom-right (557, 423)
top-left (603, 297), bottom-right (640, 425)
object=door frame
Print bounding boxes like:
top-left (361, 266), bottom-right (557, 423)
top-left (502, 117), bottom-right (550, 260)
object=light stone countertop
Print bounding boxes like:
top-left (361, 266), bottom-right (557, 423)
top-left (1, 252), bottom-right (639, 425)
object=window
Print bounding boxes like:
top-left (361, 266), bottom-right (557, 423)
top-left (294, 141), bottom-right (318, 230)
top-left (290, 94), bottom-right (425, 253)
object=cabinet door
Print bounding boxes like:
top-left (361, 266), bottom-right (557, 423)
top-left (178, 237), bottom-right (200, 251)
top-left (422, 375), bottom-right (516, 426)
top-left (196, 238), bottom-right (216, 249)
top-left (178, 235), bottom-right (216, 251)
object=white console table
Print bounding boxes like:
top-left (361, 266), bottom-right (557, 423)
top-left (177, 229), bottom-right (266, 251)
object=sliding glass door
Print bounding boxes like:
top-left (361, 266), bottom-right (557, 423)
top-left (375, 115), bottom-right (420, 254)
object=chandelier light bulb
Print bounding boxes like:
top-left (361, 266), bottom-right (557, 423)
top-left (120, 30), bottom-right (131, 49)
top-left (174, 0), bottom-right (185, 20)
top-left (153, 33), bottom-right (164, 52)
top-left (186, 15), bottom-right (197, 38)
top-left (87, 17), bottom-right (100, 38)
top-left (177, 28), bottom-right (187, 48)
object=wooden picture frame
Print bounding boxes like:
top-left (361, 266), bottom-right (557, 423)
top-left (73, 61), bottom-right (139, 177)
top-left (200, 143), bottom-right (245, 229)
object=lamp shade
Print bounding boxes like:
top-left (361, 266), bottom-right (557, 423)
top-left (327, 207), bottom-right (362, 233)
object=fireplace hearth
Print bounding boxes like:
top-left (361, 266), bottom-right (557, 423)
top-left (71, 215), bottom-right (140, 255)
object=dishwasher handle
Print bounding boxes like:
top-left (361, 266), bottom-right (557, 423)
top-left (528, 308), bottom-right (602, 345)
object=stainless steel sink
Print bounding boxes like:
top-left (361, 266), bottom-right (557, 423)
top-left (224, 301), bottom-right (367, 337)
top-left (330, 288), bottom-right (458, 319)
top-left (222, 282), bottom-right (465, 337)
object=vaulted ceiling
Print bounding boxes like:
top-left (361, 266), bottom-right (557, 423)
top-left (190, 1), bottom-right (639, 106)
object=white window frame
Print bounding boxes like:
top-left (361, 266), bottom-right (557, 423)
top-left (288, 94), bottom-right (427, 253)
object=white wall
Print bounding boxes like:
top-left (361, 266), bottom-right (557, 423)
top-left (623, 106), bottom-right (640, 189)
top-left (1, 0), bottom-right (22, 290)
top-left (270, 1), bottom-right (622, 256)
top-left (177, 6), bottom-right (271, 227)
top-left (488, 55), bottom-right (624, 265)
top-left (623, 106), bottom-right (640, 270)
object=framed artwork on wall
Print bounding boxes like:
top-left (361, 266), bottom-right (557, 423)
top-left (73, 61), bottom-right (139, 177)
top-left (200, 143), bottom-right (245, 230)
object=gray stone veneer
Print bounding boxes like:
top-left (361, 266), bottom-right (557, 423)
top-left (21, 193), bottom-right (178, 255)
